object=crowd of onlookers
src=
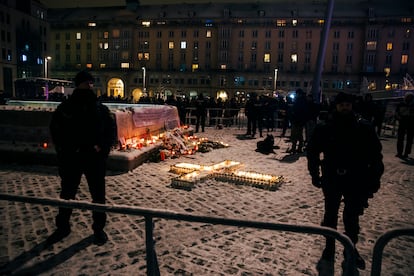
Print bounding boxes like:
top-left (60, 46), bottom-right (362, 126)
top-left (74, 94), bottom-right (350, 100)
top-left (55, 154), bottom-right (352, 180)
top-left (7, 89), bottom-right (412, 150)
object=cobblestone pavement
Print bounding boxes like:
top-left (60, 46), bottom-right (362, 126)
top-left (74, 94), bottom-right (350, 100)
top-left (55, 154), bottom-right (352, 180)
top-left (0, 127), bottom-right (413, 275)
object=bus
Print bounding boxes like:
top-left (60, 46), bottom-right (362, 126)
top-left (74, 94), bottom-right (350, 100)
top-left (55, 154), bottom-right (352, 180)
top-left (14, 77), bottom-right (74, 101)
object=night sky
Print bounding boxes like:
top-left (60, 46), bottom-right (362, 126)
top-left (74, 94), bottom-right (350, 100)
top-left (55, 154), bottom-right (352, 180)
top-left (39, 0), bottom-right (276, 8)
top-left (40, 0), bottom-right (399, 9)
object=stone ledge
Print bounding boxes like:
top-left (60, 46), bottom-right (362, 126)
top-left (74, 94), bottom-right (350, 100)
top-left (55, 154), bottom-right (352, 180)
top-left (0, 142), bottom-right (161, 172)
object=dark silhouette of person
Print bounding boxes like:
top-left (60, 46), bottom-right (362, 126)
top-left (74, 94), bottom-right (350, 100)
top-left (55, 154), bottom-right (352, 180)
top-left (280, 96), bottom-right (292, 137)
top-left (264, 95), bottom-right (278, 132)
top-left (395, 92), bottom-right (414, 158)
top-left (304, 93), bottom-right (320, 149)
top-left (245, 93), bottom-right (258, 137)
top-left (195, 93), bottom-right (207, 132)
top-left (289, 89), bottom-right (308, 153)
top-left (48, 70), bottom-right (116, 246)
top-left (306, 92), bottom-right (384, 270)
top-left (373, 99), bottom-right (386, 137)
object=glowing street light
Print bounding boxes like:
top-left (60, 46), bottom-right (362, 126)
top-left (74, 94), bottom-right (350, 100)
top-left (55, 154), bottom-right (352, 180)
top-left (274, 68), bottom-right (278, 92)
top-left (142, 66), bottom-right (146, 94)
top-left (44, 56), bottom-right (52, 78)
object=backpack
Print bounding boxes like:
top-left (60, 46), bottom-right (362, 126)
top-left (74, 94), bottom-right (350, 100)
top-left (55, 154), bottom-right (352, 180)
top-left (256, 134), bottom-right (275, 154)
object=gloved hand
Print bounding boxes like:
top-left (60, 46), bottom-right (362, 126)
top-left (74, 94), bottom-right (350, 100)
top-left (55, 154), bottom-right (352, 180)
top-left (311, 175), bottom-right (322, 188)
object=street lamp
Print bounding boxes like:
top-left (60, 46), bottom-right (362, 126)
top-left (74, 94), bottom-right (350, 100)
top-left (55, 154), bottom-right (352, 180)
top-left (44, 56), bottom-right (52, 78)
top-left (142, 67), bottom-right (146, 94)
top-left (273, 68), bottom-right (278, 92)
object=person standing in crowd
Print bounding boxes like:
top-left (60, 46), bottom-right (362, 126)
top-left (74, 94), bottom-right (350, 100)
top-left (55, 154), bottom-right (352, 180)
top-left (195, 93), bottom-right (207, 133)
top-left (48, 71), bottom-right (116, 246)
top-left (306, 92), bottom-right (384, 270)
top-left (256, 95), bottom-right (265, 137)
top-left (245, 92), bottom-right (258, 138)
top-left (304, 93), bottom-right (320, 150)
top-left (373, 99), bottom-right (386, 137)
top-left (264, 95), bottom-right (278, 132)
top-left (395, 92), bottom-right (414, 158)
top-left (279, 96), bottom-right (292, 137)
top-left (359, 93), bottom-right (376, 123)
top-left (289, 89), bottom-right (308, 153)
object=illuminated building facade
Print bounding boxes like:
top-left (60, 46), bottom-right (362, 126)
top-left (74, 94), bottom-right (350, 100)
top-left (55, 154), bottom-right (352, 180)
top-left (2, 1), bottom-right (414, 101)
top-left (0, 0), bottom-right (49, 98)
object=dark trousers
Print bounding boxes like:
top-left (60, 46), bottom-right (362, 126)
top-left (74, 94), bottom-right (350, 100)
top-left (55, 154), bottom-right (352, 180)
top-left (195, 114), bottom-right (206, 132)
top-left (246, 116), bottom-right (257, 136)
top-left (321, 180), bottom-right (365, 251)
top-left (56, 151), bottom-right (107, 232)
top-left (397, 120), bottom-right (414, 155)
top-left (290, 123), bottom-right (304, 151)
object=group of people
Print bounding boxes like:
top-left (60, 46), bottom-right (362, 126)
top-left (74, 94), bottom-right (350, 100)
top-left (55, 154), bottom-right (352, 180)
top-left (45, 70), bottom-right (413, 274)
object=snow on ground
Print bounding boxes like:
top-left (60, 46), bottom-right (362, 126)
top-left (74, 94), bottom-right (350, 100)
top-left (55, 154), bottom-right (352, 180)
top-left (0, 127), bottom-right (413, 275)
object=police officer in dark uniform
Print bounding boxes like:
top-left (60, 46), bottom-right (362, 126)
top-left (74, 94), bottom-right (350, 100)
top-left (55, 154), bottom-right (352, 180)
top-left (195, 93), bottom-right (207, 132)
top-left (48, 71), bottom-right (116, 246)
top-left (245, 92), bottom-right (258, 137)
top-left (306, 92), bottom-right (384, 270)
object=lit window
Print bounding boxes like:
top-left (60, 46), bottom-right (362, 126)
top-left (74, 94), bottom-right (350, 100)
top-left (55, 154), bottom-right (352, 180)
top-left (292, 19), bottom-right (297, 26)
top-left (121, 62), bottom-right (130, 68)
top-left (264, 53), bottom-right (270, 63)
top-left (317, 19), bottom-right (324, 25)
top-left (291, 53), bottom-right (297, 63)
top-left (366, 41), bottom-right (377, 50)
top-left (220, 64), bottom-right (227, 69)
top-left (276, 20), bottom-right (286, 26)
top-left (192, 64), bottom-right (199, 72)
top-left (88, 22), bottom-right (96, 27)
top-left (401, 54), bottom-right (408, 64)
top-left (144, 52), bottom-right (150, 60)
top-left (206, 30), bottom-right (212, 38)
top-left (384, 67), bottom-right (390, 77)
top-left (104, 32), bottom-right (109, 39)
top-left (121, 51), bottom-right (129, 59)
top-left (112, 29), bottom-right (120, 38)
top-left (86, 63), bottom-right (92, 68)
top-left (181, 41), bottom-right (187, 49)
top-left (21, 54), bottom-right (27, 62)
top-left (142, 21), bottom-right (151, 27)
top-left (104, 42), bottom-right (109, 49)
top-left (386, 42), bottom-right (393, 51)
top-left (169, 41), bottom-right (174, 49)
top-left (100, 64), bottom-right (106, 68)
top-left (76, 32), bottom-right (81, 40)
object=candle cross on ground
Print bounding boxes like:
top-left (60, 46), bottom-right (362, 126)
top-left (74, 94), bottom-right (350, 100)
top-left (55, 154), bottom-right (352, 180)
top-left (170, 160), bottom-right (284, 191)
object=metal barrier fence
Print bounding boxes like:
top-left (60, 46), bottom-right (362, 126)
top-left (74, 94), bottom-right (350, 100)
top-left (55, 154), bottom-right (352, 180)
top-left (371, 228), bottom-right (414, 276)
top-left (0, 193), bottom-right (357, 275)
top-left (185, 107), bottom-right (247, 129)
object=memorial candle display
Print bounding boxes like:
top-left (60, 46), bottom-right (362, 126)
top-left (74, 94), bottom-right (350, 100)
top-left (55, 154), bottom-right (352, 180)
top-left (170, 160), bottom-right (284, 191)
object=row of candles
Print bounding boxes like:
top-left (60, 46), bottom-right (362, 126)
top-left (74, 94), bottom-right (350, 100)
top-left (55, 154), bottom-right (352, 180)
top-left (120, 135), bottom-right (161, 150)
top-left (118, 127), bottom-right (212, 161)
top-left (170, 160), bottom-right (284, 191)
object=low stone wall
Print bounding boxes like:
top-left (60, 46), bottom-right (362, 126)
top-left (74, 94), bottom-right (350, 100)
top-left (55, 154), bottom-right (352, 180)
top-left (0, 101), bottom-right (181, 171)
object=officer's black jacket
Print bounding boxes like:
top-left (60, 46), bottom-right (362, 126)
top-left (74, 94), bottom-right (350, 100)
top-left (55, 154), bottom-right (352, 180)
top-left (306, 111), bottom-right (384, 195)
top-left (50, 88), bottom-right (116, 157)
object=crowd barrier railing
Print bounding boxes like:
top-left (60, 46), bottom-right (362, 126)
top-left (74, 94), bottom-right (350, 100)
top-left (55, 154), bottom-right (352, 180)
top-left (0, 193), bottom-right (358, 276)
